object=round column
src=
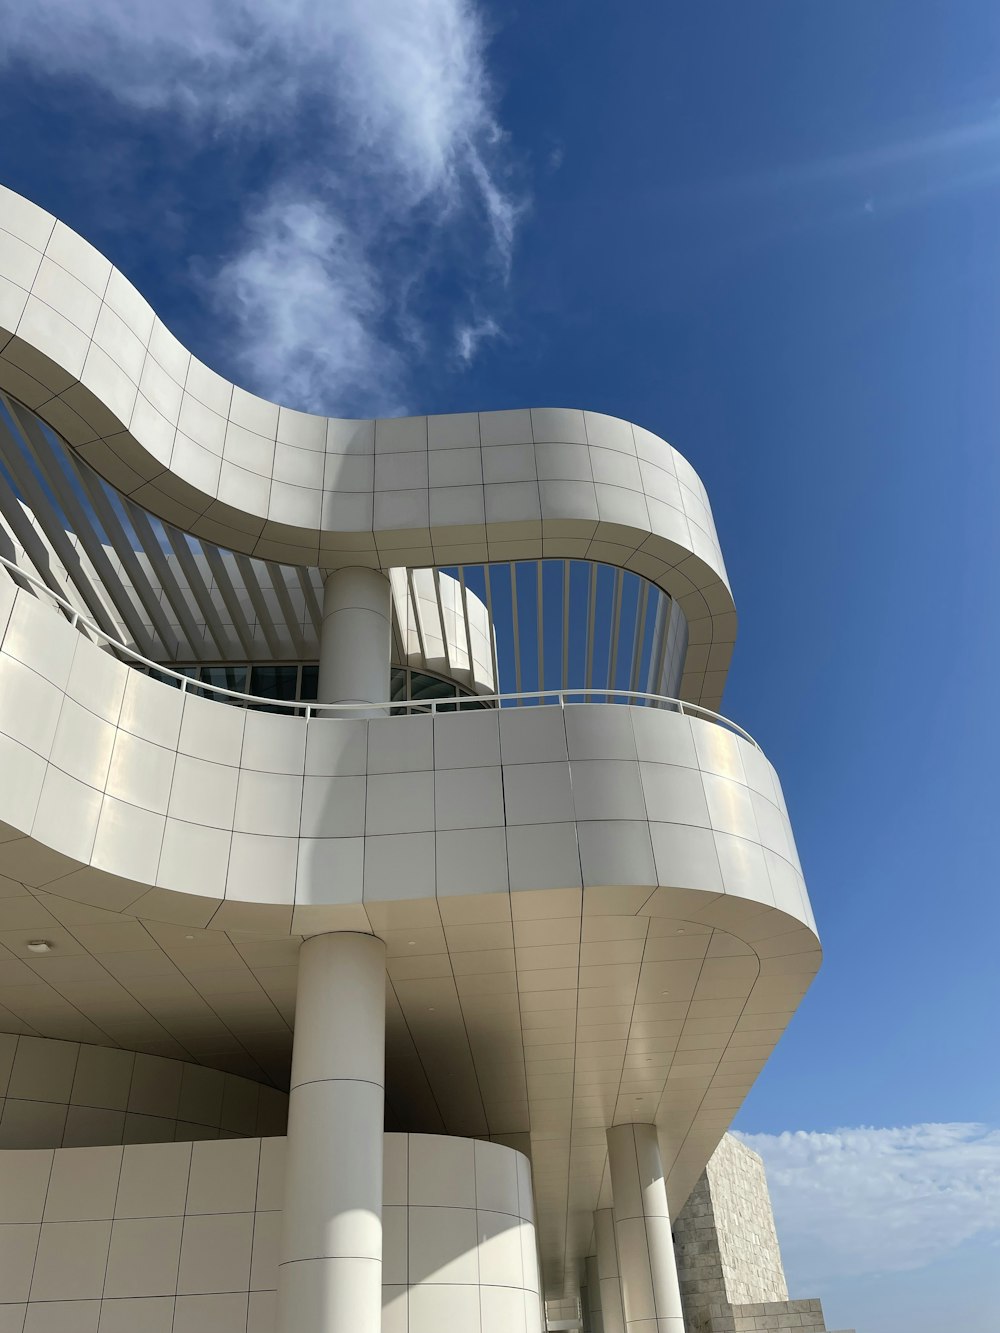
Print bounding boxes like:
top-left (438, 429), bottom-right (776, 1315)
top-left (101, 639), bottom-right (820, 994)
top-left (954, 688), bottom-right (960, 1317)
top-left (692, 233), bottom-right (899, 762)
top-left (606, 1123), bottom-right (686, 1333)
top-left (318, 566), bottom-right (391, 712)
top-left (595, 1207), bottom-right (626, 1333)
top-left (586, 1253), bottom-right (606, 1333)
top-left (276, 931), bottom-right (387, 1333)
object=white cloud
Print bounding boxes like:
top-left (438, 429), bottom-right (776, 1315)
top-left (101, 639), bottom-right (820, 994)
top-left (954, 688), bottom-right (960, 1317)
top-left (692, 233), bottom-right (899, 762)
top-left (211, 192), bottom-right (403, 416)
top-left (454, 314), bottom-right (501, 365)
top-left (739, 1123), bottom-right (1000, 1287)
top-left (1, 0), bottom-right (521, 410)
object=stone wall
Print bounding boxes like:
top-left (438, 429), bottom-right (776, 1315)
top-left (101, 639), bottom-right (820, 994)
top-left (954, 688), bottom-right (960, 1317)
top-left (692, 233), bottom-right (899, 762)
top-left (705, 1134), bottom-right (788, 1306)
top-left (672, 1135), bottom-right (854, 1333)
top-left (673, 1168), bottom-right (729, 1331)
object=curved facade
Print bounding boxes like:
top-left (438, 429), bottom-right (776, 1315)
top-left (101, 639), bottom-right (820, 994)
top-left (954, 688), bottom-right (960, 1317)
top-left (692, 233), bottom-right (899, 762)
top-left (0, 185), bottom-right (820, 1333)
top-left (0, 185), bottom-right (733, 712)
top-left (0, 1033), bottom-right (288, 1148)
top-left (0, 1131), bottom-right (539, 1333)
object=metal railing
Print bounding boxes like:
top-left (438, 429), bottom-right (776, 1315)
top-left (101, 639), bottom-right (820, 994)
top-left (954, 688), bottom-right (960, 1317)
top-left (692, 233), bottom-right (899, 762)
top-left (0, 554), bottom-right (760, 749)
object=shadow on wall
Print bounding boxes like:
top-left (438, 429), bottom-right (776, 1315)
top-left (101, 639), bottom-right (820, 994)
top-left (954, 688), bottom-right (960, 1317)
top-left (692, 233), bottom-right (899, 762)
top-left (0, 1034), bottom-right (288, 1148)
top-left (0, 1132), bottom-right (542, 1333)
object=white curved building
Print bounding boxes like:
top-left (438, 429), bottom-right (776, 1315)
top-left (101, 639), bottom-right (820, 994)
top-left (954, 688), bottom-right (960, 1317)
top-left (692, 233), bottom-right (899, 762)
top-left (0, 185), bottom-right (823, 1333)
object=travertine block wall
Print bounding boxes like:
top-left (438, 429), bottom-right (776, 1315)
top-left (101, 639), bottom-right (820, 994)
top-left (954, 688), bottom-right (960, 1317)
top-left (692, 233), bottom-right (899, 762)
top-left (674, 1135), bottom-right (853, 1333)
top-left (705, 1134), bottom-right (788, 1305)
top-left (0, 1035), bottom-right (288, 1149)
top-left (0, 1132), bottom-right (540, 1333)
top-left (728, 1299), bottom-right (828, 1332)
top-left (675, 1134), bottom-right (787, 1325)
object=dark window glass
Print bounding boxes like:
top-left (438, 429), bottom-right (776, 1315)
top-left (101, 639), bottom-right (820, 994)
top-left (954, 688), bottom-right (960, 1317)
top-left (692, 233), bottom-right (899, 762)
top-left (155, 665), bottom-right (199, 690)
top-left (409, 672), bottom-right (459, 701)
top-left (249, 664), bottom-right (299, 712)
top-left (151, 660), bottom-right (489, 713)
top-left (200, 665), bottom-right (249, 693)
top-left (195, 665), bottom-right (249, 706)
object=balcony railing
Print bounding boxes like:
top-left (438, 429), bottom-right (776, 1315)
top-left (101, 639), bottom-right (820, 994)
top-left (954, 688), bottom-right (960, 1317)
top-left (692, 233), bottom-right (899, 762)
top-left (0, 553), bottom-right (760, 749)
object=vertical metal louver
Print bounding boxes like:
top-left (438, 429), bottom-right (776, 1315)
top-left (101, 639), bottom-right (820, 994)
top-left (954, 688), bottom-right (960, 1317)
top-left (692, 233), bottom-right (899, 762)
top-left (0, 394), bottom-right (690, 699)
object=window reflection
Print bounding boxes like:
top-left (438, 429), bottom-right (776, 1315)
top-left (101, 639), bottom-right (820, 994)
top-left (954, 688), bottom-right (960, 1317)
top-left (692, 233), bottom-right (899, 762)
top-left (146, 662), bottom-right (491, 713)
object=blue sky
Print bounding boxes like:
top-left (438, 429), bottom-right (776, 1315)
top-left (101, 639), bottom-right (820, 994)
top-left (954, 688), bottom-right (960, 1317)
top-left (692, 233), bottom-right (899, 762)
top-left (2, 2), bottom-right (1000, 1328)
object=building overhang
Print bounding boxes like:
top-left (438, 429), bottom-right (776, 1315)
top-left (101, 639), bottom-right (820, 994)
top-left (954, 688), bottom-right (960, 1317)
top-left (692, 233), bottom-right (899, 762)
top-left (0, 569), bottom-right (818, 1295)
top-left (0, 184), bottom-right (817, 1304)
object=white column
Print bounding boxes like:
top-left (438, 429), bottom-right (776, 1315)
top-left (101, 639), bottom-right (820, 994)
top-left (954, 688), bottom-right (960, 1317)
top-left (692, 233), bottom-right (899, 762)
top-left (595, 1206), bottom-right (626, 1333)
top-left (276, 932), bottom-right (387, 1333)
top-left (586, 1254), bottom-right (605, 1333)
top-left (606, 1124), bottom-right (686, 1333)
top-left (318, 566), bottom-right (391, 711)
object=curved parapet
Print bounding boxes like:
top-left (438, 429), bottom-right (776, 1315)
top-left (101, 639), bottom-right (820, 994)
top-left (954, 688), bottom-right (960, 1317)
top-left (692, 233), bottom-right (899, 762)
top-left (0, 572), bottom-right (809, 938)
top-left (0, 567), bottom-right (818, 1271)
top-left (0, 186), bottom-right (735, 710)
top-left (0, 1132), bottom-right (539, 1332)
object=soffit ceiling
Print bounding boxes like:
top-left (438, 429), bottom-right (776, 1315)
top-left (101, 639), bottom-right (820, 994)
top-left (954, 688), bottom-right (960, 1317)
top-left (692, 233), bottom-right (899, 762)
top-left (0, 868), bottom-right (817, 1298)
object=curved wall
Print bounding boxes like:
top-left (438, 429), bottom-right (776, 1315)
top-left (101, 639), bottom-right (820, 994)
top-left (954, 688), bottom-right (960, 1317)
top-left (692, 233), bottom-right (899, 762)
top-left (0, 1133), bottom-right (540, 1333)
top-left (0, 569), bottom-right (813, 940)
top-left (0, 560), bottom-right (820, 1264)
top-left (0, 1034), bottom-right (287, 1150)
top-left (0, 184), bottom-right (735, 713)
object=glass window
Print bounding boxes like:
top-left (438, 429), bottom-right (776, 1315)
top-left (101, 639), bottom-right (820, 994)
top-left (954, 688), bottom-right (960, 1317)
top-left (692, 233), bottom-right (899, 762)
top-left (300, 665), bottom-right (319, 701)
top-left (249, 664), bottom-right (299, 712)
top-left (144, 660), bottom-right (488, 712)
top-left (408, 671), bottom-right (459, 701)
top-left (200, 665), bottom-right (250, 693)
top-left (155, 664), bottom-right (200, 691)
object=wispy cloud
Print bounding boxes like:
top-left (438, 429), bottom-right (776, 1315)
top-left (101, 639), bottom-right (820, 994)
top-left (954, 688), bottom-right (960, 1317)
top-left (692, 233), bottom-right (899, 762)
top-left (0, 0), bottom-right (523, 412)
top-left (454, 314), bottom-right (501, 365)
top-left (211, 192), bottom-right (405, 416)
top-left (740, 1123), bottom-right (1000, 1287)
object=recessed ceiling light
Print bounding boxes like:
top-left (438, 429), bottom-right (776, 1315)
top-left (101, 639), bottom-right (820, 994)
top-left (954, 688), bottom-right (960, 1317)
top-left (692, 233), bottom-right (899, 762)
top-left (428, 1007), bottom-right (436, 1012)
top-left (27, 940), bottom-right (52, 953)
top-left (660, 990), bottom-right (669, 996)
top-left (408, 940), bottom-right (416, 946)
top-left (676, 928), bottom-right (686, 934)
top-left (184, 935), bottom-right (195, 941)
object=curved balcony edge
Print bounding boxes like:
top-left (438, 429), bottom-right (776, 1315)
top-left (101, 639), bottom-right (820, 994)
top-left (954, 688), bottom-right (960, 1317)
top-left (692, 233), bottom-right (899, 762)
top-left (0, 571), bottom-right (816, 948)
top-left (0, 184), bottom-right (735, 711)
top-left (0, 566), bottom-right (820, 1259)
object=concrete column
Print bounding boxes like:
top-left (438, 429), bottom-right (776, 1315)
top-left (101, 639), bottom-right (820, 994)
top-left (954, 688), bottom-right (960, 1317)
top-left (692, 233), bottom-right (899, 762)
top-left (606, 1124), bottom-right (685, 1333)
top-left (318, 566), bottom-right (391, 712)
top-left (276, 931), bottom-right (387, 1333)
top-left (586, 1254), bottom-right (605, 1333)
top-left (595, 1207), bottom-right (626, 1333)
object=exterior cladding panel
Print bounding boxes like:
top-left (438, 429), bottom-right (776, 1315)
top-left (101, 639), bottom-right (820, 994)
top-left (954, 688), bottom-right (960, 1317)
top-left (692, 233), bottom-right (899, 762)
top-left (0, 1032), bottom-right (288, 1149)
top-left (0, 184), bottom-right (738, 715)
top-left (0, 184), bottom-right (834, 1317)
top-left (0, 1132), bottom-right (541, 1333)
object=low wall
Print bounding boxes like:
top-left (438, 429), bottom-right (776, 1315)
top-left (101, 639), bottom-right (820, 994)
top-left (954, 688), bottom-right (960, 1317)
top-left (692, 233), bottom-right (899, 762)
top-left (0, 1034), bottom-right (288, 1148)
top-left (0, 1132), bottom-right (541, 1332)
